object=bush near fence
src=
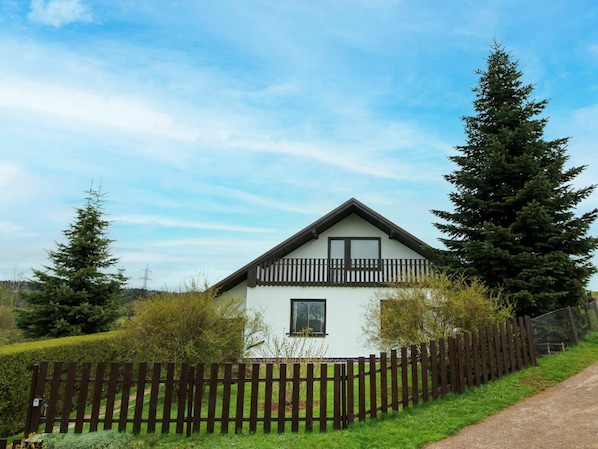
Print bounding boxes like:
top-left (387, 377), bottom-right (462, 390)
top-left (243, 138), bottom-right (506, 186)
top-left (0, 331), bottom-right (125, 437)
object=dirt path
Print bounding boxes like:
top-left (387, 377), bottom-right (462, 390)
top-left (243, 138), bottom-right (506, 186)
top-left (424, 361), bottom-right (598, 449)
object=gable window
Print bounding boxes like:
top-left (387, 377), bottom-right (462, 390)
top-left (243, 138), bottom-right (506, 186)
top-left (290, 299), bottom-right (326, 336)
top-left (329, 237), bottom-right (381, 269)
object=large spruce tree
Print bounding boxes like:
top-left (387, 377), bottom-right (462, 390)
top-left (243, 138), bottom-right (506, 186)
top-left (17, 187), bottom-right (127, 338)
top-left (433, 43), bottom-right (598, 317)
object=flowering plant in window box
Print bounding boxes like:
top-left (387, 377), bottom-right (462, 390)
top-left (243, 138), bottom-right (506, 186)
top-left (301, 325), bottom-right (313, 336)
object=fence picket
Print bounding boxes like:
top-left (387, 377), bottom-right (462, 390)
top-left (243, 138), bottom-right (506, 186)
top-left (192, 363), bottom-right (205, 433)
top-left (306, 363), bottom-right (315, 432)
top-left (401, 347), bottom-right (409, 408)
top-left (235, 363), bottom-right (246, 434)
top-left (221, 363), bottom-right (232, 434)
top-left (439, 338), bottom-right (448, 396)
top-left (133, 363), bottom-right (147, 434)
top-left (518, 317), bottom-right (530, 368)
top-left (148, 363), bottom-right (162, 433)
top-left (410, 345), bottom-right (419, 404)
top-left (493, 325), bottom-right (503, 378)
top-left (390, 350), bottom-right (399, 410)
top-left (429, 341), bottom-right (439, 399)
top-left (249, 363), bottom-right (260, 433)
top-left (500, 323), bottom-right (509, 375)
top-left (207, 364), bottom-right (219, 433)
top-left (263, 363), bottom-right (273, 433)
top-left (58, 362), bottom-right (77, 433)
top-left (162, 363), bottom-right (176, 434)
top-left (277, 364), bottom-right (287, 434)
top-left (346, 359), bottom-right (355, 425)
top-left (471, 331), bottom-right (481, 387)
top-left (380, 352), bottom-right (388, 412)
top-left (455, 334), bottom-right (467, 393)
top-left (514, 320), bottom-right (524, 370)
top-left (333, 364), bottom-right (342, 430)
top-left (177, 363), bottom-right (190, 435)
top-left (292, 363), bottom-right (301, 432)
top-left (119, 362), bottom-right (134, 432)
top-left (358, 357), bottom-right (366, 420)
top-left (421, 342), bottom-right (429, 402)
top-left (74, 362), bottom-right (91, 433)
top-left (319, 363), bottom-right (328, 432)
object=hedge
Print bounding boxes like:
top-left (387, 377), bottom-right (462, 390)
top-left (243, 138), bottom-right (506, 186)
top-left (0, 331), bottom-right (125, 438)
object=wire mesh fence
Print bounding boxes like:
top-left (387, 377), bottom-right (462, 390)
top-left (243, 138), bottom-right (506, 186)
top-left (531, 298), bottom-right (598, 356)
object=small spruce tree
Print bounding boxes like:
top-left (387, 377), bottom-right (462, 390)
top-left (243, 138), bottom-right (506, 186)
top-left (433, 42), bottom-right (598, 316)
top-left (17, 187), bottom-right (127, 338)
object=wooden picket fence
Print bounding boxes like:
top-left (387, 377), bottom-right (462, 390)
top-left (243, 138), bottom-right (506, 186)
top-left (16, 316), bottom-right (535, 442)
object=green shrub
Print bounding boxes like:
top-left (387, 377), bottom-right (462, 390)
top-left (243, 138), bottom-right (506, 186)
top-left (122, 282), bottom-right (247, 365)
top-left (0, 331), bottom-right (125, 437)
top-left (362, 271), bottom-right (515, 350)
top-left (40, 429), bottom-right (133, 449)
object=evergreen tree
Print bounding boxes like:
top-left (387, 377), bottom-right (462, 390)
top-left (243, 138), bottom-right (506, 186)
top-left (433, 42), bottom-right (598, 316)
top-left (17, 187), bottom-right (127, 338)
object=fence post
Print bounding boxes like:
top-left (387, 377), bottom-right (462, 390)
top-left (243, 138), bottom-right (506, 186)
top-left (341, 363), bottom-right (348, 429)
top-left (524, 316), bottom-right (537, 366)
top-left (333, 364), bottom-right (343, 430)
top-left (24, 363), bottom-right (43, 438)
top-left (567, 306), bottom-right (579, 346)
top-left (583, 300), bottom-right (592, 331)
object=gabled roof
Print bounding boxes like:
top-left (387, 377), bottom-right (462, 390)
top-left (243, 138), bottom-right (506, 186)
top-left (212, 198), bottom-right (432, 293)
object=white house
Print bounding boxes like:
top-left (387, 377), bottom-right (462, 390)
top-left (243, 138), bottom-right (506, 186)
top-left (213, 198), bottom-right (433, 358)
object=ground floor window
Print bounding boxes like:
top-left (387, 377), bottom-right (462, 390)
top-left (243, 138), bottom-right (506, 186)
top-left (290, 299), bottom-right (326, 336)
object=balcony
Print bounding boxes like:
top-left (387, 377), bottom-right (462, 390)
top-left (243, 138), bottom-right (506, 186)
top-left (247, 258), bottom-right (433, 287)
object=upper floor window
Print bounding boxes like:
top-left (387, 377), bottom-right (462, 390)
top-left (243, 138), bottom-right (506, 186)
top-left (329, 237), bottom-right (381, 269)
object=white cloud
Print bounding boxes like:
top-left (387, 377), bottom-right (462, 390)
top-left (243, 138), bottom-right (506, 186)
top-left (28, 0), bottom-right (92, 27)
top-left (116, 214), bottom-right (272, 234)
top-left (0, 161), bottom-right (21, 189)
top-left (0, 76), bottom-right (198, 141)
top-left (0, 220), bottom-right (29, 236)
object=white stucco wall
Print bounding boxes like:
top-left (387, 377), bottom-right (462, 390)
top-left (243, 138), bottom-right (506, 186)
top-left (246, 285), bottom-right (380, 358)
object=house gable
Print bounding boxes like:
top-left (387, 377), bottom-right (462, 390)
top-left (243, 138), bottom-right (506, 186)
top-left (285, 213), bottom-right (425, 260)
top-left (213, 198), bottom-right (432, 293)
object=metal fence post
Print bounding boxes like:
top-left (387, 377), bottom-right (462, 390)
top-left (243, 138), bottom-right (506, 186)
top-left (567, 306), bottom-right (579, 346)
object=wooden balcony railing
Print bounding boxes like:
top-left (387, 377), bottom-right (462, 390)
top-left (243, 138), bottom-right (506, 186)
top-left (247, 258), bottom-right (432, 287)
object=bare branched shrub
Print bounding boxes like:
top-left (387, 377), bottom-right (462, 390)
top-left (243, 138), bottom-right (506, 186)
top-left (260, 334), bottom-right (329, 405)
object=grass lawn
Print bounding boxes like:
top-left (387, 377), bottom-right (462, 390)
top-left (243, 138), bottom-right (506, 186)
top-left (121, 332), bottom-right (598, 449)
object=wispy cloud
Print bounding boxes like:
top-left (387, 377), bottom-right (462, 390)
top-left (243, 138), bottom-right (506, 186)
top-left (28, 0), bottom-right (92, 27)
top-left (0, 76), bottom-right (197, 140)
top-left (116, 215), bottom-right (273, 234)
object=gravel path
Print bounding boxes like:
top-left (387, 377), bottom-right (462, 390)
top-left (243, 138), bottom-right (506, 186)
top-left (424, 361), bottom-right (598, 449)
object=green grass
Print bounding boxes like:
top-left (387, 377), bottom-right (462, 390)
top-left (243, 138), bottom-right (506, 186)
top-left (125, 332), bottom-right (598, 449)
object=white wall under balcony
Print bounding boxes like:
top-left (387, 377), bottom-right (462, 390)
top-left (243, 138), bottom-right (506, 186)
top-left (246, 285), bottom-right (382, 358)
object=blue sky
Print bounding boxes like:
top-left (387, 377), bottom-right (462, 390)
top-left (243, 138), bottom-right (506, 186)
top-left (1, 1), bottom-right (598, 290)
